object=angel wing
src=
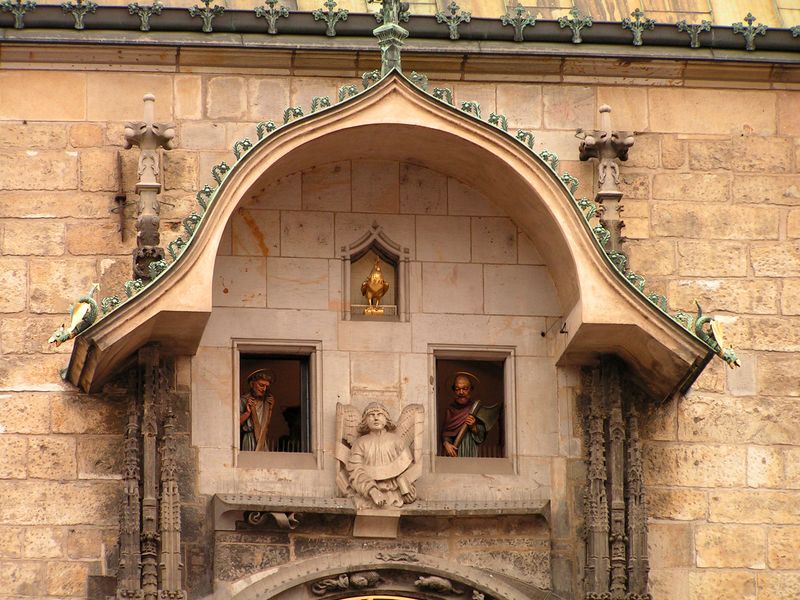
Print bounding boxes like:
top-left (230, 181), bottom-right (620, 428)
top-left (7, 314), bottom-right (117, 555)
top-left (335, 403), bottom-right (361, 497)
top-left (396, 403), bottom-right (424, 466)
top-left (710, 319), bottom-right (726, 351)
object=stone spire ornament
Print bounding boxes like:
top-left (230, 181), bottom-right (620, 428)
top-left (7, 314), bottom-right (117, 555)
top-left (124, 94), bottom-right (175, 282)
top-left (370, 0), bottom-right (409, 75)
top-left (577, 105), bottom-right (634, 253)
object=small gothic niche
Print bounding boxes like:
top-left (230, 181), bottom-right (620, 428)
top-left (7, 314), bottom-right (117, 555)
top-left (340, 222), bottom-right (409, 321)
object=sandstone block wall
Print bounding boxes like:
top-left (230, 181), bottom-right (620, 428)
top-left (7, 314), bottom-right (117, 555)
top-left (0, 49), bottom-right (798, 599)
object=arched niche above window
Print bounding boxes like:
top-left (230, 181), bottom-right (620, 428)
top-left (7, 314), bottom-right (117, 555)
top-left (340, 222), bottom-right (410, 322)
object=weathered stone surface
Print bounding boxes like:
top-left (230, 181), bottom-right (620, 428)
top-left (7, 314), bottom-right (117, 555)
top-left (789, 211), bottom-right (800, 238)
top-left (777, 92), bottom-right (800, 136)
top-left (79, 148), bottom-right (118, 192)
top-left (676, 240), bottom-right (748, 277)
top-left (751, 243), bottom-right (800, 277)
top-left (1, 220), bottom-right (65, 256)
top-left (28, 436), bottom-right (77, 480)
top-left (351, 159), bottom-right (399, 214)
top-left (51, 394), bottom-right (125, 435)
top-left (696, 524), bottom-right (766, 568)
top-left (649, 522), bottom-right (692, 568)
top-left (247, 78), bottom-right (290, 122)
top-left (471, 217), bottom-right (516, 264)
top-left (66, 221), bottom-right (126, 256)
top-left (0, 123), bottom-right (67, 149)
top-left (421, 263), bottom-right (483, 314)
top-left (710, 490), bottom-right (800, 524)
top-left (484, 265), bottom-right (560, 316)
top-left (231, 208), bottom-right (280, 257)
top-left (679, 393), bottom-right (800, 445)
top-left (617, 172), bottom-right (650, 199)
top-left (0, 355), bottom-right (67, 388)
top-left (688, 570), bottom-right (756, 600)
top-left (735, 175), bottom-right (800, 206)
top-left (266, 257), bottom-right (328, 310)
top-left (724, 316), bottom-right (800, 352)
top-left (757, 354), bottom-right (800, 397)
top-left (687, 139), bottom-right (732, 170)
top-left (46, 560), bottom-right (89, 596)
top-left (0, 151), bottom-right (78, 191)
top-left (400, 163), bottom-right (447, 215)
top-left (667, 279), bottom-right (778, 314)
top-left (0, 560), bottom-right (45, 595)
top-left (0, 527), bottom-right (23, 559)
top-left (727, 351), bottom-right (756, 397)
top-left (206, 77), bottom-right (247, 119)
top-left (212, 256), bottom-right (267, 308)
top-left (0, 481), bottom-right (121, 526)
top-left (66, 527), bottom-right (116, 560)
top-left (649, 88), bottom-right (775, 135)
top-left (0, 436), bottom-right (27, 478)
top-left (69, 123), bottom-right (104, 148)
top-left (625, 239), bottom-right (675, 276)
top-left (0, 393), bottom-right (51, 434)
top-left (0, 71), bottom-right (86, 121)
top-left (542, 85), bottom-right (594, 130)
top-left (214, 543), bottom-right (289, 581)
top-left (175, 74), bottom-right (202, 120)
top-left (459, 549), bottom-right (550, 589)
top-left (302, 161), bottom-right (350, 212)
top-left (757, 572), bottom-right (800, 600)
top-left (661, 135), bottom-right (686, 169)
top-left (731, 136), bottom-right (794, 173)
top-left (245, 172), bottom-right (301, 211)
top-left (0, 191), bottom-right (108, 219)
top-left (692, 356), bottom-right (726, 393)
top-left (624, 133), bottom-right (659, 169)
top-left (768, 527), bottom-right (800, 569)
top-left (643, 442), bottom-right (745, 487)
top-left (163, 150), bottom-right (199, 191)
top-left (650, 568), bottom-right (689, 600)
top-left (448, 178), bottom-right (503, 217)
top-left (647, 487), bottom-right (707, 521)
top-left (596, 86), bottom-right (649, 132)
top-left (77, 435), bottom-right (122, 479)
top-left (23, 527), bottom-right (64, 559)
top-left (179, 122), bottom-right (226, 151)
top-left (416, 216), bottom-right (470, 262)
top-left (280, 211), bottom-right (334, 258)
top-left (653, 172), bottom-right (730, 202)
top-left (86, 72), bottom-right (172, 121)
top-left (29, 258), bottom-right (97, 314)
top-left (496, 84), bottom-right (542, 129)
top-left (654, 203), bottom-right (779, 240)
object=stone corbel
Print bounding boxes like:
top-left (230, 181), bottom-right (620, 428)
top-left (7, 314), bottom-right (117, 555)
top-left (124, 94), bottom-right (176, 281)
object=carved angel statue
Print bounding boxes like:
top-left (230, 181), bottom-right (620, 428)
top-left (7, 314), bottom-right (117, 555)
top-left (335, 402), bottom-right (424, 509)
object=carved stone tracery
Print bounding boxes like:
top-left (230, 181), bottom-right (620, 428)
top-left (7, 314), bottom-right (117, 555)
top-left (581, 358), bottom-right (651, 600)
top-left (115, 345), bottom-right (187, 600)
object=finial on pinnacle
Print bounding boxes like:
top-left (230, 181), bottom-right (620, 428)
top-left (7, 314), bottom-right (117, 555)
top-left (371, 0), bottom-right (410, 76)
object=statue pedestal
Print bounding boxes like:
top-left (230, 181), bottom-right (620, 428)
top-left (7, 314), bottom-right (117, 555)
top-left (353, 508), bottom-right (401, 538)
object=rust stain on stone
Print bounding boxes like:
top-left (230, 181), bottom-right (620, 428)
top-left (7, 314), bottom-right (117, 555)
top-left (238, 208), bottom-right (271, 256)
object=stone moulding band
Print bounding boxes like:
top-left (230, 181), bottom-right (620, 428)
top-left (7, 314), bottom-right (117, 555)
top-left (1, 6), bottom-right (798, 53)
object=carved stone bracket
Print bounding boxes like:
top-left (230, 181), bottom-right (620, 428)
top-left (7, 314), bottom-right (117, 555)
top-left (580, 358), bottom-right (650, 600)
top-left (124, 94), bottom-right (175, 281)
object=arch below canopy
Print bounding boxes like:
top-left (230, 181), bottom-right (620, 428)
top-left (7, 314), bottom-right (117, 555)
top-left (65, 72), bottom-right (710, 397)
top-left (224, 550), bottom-right (558, 600)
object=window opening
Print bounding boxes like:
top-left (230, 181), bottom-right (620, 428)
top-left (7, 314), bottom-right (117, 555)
top-left (435, 358), bottom-right (506, 458)
top-left (239, 353), bottom-right (311, 453)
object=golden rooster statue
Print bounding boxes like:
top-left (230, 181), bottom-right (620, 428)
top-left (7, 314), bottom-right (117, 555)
top-left (361, 258), bottom-right (389, 315)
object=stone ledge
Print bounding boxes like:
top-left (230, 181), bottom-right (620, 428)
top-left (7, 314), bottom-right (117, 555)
top-left (213, 493), bottom-right (550, 530)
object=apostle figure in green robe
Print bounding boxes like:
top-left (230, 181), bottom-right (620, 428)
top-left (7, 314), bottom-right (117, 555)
top-left (441, 371), bottom-right (501, 457)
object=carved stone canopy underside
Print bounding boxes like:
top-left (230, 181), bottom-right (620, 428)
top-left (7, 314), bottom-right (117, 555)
top-left (64, 72), bottom-right (711, 398)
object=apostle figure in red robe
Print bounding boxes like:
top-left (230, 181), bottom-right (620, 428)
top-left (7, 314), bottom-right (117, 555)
top-left (441, 372), bottom-right (487, 457)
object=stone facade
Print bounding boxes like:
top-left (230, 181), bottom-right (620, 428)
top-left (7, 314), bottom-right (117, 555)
top-left (0, 37), bottom-right (798, 600)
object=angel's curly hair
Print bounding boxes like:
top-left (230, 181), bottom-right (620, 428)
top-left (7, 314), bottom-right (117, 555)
top-left (357, 402), bottom-right (397, 434)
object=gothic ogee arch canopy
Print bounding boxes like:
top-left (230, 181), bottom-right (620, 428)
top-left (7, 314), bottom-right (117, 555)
top-left (60, 66), bottom-right (737, 397)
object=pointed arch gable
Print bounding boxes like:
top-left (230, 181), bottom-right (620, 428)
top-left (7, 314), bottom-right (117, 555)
top-left (65, 72), bottom-right (710, 396)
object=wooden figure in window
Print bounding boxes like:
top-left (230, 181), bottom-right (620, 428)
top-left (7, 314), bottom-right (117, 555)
top-left (441, 371), bottom-right (501, 457)
top-left (239, 368), bottom-right (277, 451)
